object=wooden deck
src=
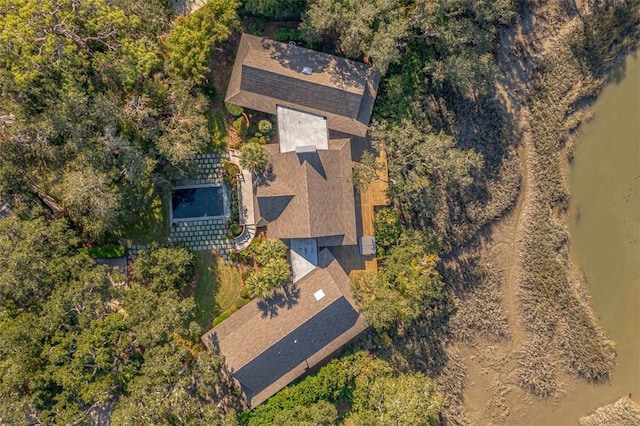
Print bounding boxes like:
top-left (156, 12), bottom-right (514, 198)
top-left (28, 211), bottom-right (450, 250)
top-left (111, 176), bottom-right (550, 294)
top-left (359, 149), bottom-right (390, 273)
top-left (331, 149), bottom-right (389, 279)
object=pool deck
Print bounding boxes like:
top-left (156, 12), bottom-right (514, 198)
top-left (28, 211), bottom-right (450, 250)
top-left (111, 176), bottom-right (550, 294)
top-left (168, 154), bottom-right (234, 257)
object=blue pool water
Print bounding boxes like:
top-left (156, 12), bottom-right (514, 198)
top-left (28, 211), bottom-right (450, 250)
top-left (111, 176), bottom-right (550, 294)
top-left (171, 186), bottom-right (224, 220)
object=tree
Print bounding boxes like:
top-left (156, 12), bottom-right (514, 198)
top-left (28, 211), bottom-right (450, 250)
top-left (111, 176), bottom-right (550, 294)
top-left (252, 238), bottom-right (288, 266)
top-left (373, 207), bottom-right (401, 256)
top-left (300, 0), bottom-right (409, 73)
top-left (351, 372), bottom-right (444, 425)
top-left (166, 0), bottom-right (240, 83)
top-left (272, 400), bottom-right (338, 425)
top-left (239, 142), bottom-right (268, 174)
top-left (245, 258), bottom-right (292, 300)
top-left (243, 0), bottom-right (306, 19)
top-left (352, 150), bottom-right (387, 191)
top-left (130, 245), bottom-right (196, 294)
top-left (352, 231), bottom-right (444, 330)
top-left (156, 80), bottom-right (212, 166)
top-left (111, 343), bottom-right (226, 426)
top-left (369, 118), bottom-right (483, 226)
top-left (0, 217), bottom-right (79, 312)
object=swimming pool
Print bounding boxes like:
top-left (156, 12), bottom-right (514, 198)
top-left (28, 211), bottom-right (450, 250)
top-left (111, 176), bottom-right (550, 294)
top-left (170, 185), bottom-right (227, 221)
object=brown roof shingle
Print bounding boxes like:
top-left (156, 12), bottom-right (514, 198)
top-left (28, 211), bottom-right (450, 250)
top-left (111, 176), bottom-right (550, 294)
top-left (202, 249), bottom-right (368, 407)
top-left (226, 34), bottom-right (380, 137)
top-left (255, 139), bottom-right (357, 245)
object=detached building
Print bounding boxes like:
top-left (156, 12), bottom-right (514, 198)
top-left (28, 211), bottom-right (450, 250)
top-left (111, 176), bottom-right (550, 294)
top-left (202, 34), bottom-right (381, 408)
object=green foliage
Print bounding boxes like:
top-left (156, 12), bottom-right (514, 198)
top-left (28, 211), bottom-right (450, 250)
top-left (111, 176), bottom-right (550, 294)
top-left (257, 119), bottom-right (273, 134)
top-left (374, 207), bottom-right (401, 256)
top-left (81, 245), bottom-right (126, 259)
top-left (350, 372), bottom-right (444, 425)
top-left (225, 102), bottom-right (245, 117)
top-left (233, 116), bottom-right (248, 136)
top-left (245, 258), bottom-right (292, 300)
top-left (210, 108), bottom-right (229, 152)
top-left (227, 222), bottom-right (244, 238)
top-left (272, 400), bottom-right (338, 425)
top-left (301, 0), bottom-right (409, 73)
top-left (0, 217), bottom-right (79, 312)
top-left (352, 150), bottom-right (385, 191)
top-left (156, 80), bottom-right (212, 165)
top-left (273, 27), bottom-right (303, 42)
top-left (252, 238), bottom-right (288, 266)
top-left (370, 118), bottom-right (483, 227)
top-left (240, 352), bottom-right (444, 425)
top-left (353, 231), bottom-right (444, 330)
top-left (130, 245), bottom-right (196, 293)
top-left (243, 0), bottom-right (306, 19)
top-left (213, 308), bottom-right (238, 326)
top-left (239, 142), bottom-right (268, 173)
top-left (166, 0), bottom-right (240, 83)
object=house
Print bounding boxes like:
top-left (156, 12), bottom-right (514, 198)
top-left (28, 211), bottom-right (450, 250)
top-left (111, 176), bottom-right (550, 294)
top-left (225, 34), bottom-right (380, 138)
top-left (202, 33), bottom-right (381, 408)
top-left (202, 249), bottom-right (367, 407)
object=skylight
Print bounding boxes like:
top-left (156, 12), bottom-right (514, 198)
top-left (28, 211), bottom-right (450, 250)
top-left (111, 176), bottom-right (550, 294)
top-left (314, 289), bottom-right (325, 301)
top-left (302, 66), bottom-right (313, 75)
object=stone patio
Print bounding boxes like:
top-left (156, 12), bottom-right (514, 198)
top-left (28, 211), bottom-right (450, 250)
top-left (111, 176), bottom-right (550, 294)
top-left (168, 153), bottom-right (233, 258)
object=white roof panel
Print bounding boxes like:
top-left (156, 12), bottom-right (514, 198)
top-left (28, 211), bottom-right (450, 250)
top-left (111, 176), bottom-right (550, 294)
top-left (277, 106), bottom-right (329, 153)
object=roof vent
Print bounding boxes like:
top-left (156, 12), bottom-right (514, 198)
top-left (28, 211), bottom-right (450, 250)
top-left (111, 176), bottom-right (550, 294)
top-left (314, 289), bottom-right (325, 301)
top-left (302, 66), bottom-right (313, 75)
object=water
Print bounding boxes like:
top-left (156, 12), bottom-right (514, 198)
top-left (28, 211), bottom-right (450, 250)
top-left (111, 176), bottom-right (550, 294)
top-left (171, 186), bottom-right (225, 219)
top-left (562, 51), bottom-right (640, 421)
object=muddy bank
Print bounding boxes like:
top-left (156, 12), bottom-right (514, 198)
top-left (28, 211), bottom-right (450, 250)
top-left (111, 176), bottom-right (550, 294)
top-left (441, 0), bottom-right (640, 424)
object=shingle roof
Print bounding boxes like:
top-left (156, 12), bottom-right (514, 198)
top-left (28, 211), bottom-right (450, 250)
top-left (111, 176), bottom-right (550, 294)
top-left (202, 249), bottom-right (368, 407)
top-left (226, 34), bottom-right (380, 137)
top-left (254, 139), bottom-right (357, 245)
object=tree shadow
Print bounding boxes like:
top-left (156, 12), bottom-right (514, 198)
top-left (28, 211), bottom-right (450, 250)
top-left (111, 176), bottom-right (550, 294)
top-left (257, 282), bottom-right (301, 318)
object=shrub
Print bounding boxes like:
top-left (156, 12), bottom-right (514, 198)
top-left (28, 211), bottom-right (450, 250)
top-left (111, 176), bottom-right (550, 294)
top-left (239, 142), bottom-right (268, 173)
top-left (213, 307), bottom-right (237, 326)
top-left (273, 27), bottom-right (302, 42)
top-left (232, 116), bottom-right (247, 136)
top-left (225, 102), bottom-right (244, 117)
top-left (227, 223), bottom-right (244, 238)
top-left (258, 119), bottom-right (273, 134)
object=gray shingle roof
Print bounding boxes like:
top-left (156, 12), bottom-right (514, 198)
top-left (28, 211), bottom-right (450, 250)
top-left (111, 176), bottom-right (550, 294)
top-left (202, 249), bottom-right (368, 407)
top-left (226, 34), bottom-right (380, 137)
top-left (254, 139), bottom-right (357, 245)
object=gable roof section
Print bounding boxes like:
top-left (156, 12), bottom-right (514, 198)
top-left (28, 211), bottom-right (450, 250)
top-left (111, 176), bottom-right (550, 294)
top-left (202, 249), bottom-right (368, 407)
top-left (255, 139), bottom-right (357, 245)
top-left (226, 34), bottom-right (380, 137)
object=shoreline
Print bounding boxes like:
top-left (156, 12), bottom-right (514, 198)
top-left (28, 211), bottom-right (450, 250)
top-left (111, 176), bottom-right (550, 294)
top-left (446, 1), bottom-right (640, 423)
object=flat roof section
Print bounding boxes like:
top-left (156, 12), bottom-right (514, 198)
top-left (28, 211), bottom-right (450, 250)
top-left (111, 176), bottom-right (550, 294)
top-left (277, 106), bottom-right (328, 153)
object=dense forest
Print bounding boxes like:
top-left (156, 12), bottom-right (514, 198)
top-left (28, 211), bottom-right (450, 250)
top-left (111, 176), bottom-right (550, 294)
top-left (1, 0), bottom-right (638, 424)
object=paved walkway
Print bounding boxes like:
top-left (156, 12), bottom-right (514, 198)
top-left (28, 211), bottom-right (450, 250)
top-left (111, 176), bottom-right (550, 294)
top-left (229, 149), bottom-right (257, 251)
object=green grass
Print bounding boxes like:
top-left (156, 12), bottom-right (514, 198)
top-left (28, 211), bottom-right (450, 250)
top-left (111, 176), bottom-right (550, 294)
top-left (194, 250), bottom-right (243, 330)
top-left (118, 195), bottom-right (170, 246)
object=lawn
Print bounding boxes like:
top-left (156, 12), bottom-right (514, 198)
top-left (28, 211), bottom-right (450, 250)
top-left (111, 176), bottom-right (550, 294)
top-left (194, 250), bottom-right (243, 330)
top-left (117, 194), bottom-right (170, 246)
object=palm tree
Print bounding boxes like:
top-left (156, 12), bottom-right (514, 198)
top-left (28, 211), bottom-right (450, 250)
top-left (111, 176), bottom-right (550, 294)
top-left (253, 238), bottom-right (287, 266)
top-left (239, 142), bottom-right (268, 174)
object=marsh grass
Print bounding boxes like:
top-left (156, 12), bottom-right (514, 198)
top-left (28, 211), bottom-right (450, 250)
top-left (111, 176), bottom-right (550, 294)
top-left (579, 396), bottom-right (640, 426)
top-left (445, 250), bottom-right (511, 343)
top-left (514, 2), bottom-right (638, 392)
